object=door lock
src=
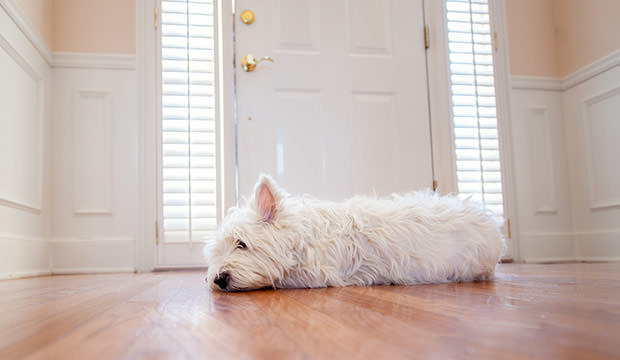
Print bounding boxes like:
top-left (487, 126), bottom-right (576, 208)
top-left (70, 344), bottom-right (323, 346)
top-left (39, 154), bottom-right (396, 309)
top-left (241, 54), bottom-right (274, 72)
top-left (240, 9), bottom-right (255, 24)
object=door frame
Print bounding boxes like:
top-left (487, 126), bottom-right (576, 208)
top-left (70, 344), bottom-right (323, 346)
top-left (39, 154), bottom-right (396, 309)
top-left (424, 0), bottom-right (519, 260)
top-left (135, 0), bottom-right (236, 271)
top-left (136, 0), bottom-right (520, 270)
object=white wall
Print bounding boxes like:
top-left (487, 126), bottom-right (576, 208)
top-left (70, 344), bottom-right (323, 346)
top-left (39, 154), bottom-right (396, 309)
top-left (0, 1), bottom-right (52, 279)
top-left (1, 1), bottom-right (140, 278)
top-left (510, 51), bottom-right (620, 262)
top-left (562, 58), bottom-right (620, 260)
top-left (510, 85), bottom-right (574, 261)
top-left (51, 56), bottom-right (138, 273)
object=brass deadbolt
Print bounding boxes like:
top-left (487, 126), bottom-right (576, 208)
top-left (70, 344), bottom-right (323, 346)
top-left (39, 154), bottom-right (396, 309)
top-left (240, 10), bottom-right (255, 24)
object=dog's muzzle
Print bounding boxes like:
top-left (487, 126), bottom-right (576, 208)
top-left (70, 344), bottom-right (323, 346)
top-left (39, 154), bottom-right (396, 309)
top-left (213, 272), bottom-right (230, 290)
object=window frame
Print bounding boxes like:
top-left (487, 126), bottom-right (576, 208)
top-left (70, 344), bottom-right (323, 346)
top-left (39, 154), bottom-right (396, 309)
top-left (425, 0), bottom-right (518, 259)
top-left (136, 0), bottom-right (235, 270)
top-left (158, 0), bottom-right (222, 245)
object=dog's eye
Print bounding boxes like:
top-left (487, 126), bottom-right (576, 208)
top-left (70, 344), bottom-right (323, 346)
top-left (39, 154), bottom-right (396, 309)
top-left (235, 239), bottom-right (247, 249)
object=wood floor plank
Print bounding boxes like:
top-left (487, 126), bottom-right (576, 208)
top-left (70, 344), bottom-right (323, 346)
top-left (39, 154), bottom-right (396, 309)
top-left (1, 263), bottom-right (620, 359)
top-left (0, 275), bottom-right (161, 359)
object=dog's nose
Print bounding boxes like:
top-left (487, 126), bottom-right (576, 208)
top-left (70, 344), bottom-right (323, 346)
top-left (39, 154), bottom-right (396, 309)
top-left (214, 272), bottom-right (230, 290)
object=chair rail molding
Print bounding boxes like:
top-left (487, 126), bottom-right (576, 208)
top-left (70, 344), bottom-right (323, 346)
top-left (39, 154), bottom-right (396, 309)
top-left (510, 76), bottom-right (562, 91)
top-left (52, 52), bottom-right (137, 70)
top-left (0, 0), bottom-right (52, 65)
top-left (562, 49), bottom-right (620, 90)
top-left (512, 49), bottom-right (620, 92)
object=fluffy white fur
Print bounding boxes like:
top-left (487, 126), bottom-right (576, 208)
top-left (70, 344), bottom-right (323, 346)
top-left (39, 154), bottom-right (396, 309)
top-left (205, 175), bottom-right (504, 291)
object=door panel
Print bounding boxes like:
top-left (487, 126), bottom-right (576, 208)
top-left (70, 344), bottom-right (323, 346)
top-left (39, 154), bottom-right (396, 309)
top-left (236, 0), bottom-right (432, 200)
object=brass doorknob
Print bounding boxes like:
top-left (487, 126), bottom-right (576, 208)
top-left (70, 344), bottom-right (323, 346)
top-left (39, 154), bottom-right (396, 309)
top-left (241, 54), bottom-right (274, 72)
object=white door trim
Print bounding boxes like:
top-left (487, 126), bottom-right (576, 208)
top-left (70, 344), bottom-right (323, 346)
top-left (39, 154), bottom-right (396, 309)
top-left (424, 0), bottom-right (519, 260)
top-left (136, 0), bottom-right (157, 272)
top-left (135, 0), bottom-right (236, 271)
top-left (488, 0), bottom-right (520, 261)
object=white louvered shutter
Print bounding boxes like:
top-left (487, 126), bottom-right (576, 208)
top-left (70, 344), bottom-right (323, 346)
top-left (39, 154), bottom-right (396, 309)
top-left (446, 0), bottom-right (504, 216)
top-left (161, 0), bottom-right (217, 243)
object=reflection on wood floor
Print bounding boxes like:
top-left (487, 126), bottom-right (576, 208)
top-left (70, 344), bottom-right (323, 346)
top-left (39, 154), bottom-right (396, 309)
top-left (1, 263), bottom-right (619, 359)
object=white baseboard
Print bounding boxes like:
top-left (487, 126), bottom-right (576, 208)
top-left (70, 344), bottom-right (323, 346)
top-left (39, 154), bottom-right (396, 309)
top-left (523, 256), bottom-right (620, 264)
top-left (575, 230), bottom-right (620, 259)
top-left (0, 236), bottom-right (137, 277)
top-left (576, 257), bottom-right (620, 262)
top-left (51, 267), bottom-right (135, 275)
top-left (522, 256), bottom-right (578, 264)
top-left (0, 269), bottom-right (51, 280)
top-left (518, 230), bottom-right (620, 263)
top-left (0, 236), bottom-right (50, 279)
top-left (519, 232), bottom-right (576, 263)
top-left (51, 237), bottom-right (136, 273)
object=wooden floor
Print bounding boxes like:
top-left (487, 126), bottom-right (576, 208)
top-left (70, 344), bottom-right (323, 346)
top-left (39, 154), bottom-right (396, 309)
top-left (1, 263), bottom-right (620, 359)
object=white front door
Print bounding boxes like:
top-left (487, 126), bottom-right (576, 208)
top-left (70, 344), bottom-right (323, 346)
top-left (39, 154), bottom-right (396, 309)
top-left (235, 0), bottom-right (433, 200)
top-left (152, 0), bottom-right (434, 267)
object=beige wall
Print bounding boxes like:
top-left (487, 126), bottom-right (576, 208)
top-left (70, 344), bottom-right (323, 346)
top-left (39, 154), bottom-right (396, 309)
top-left (15, 0), bottom-right (135, 54)
top-left (553, 0), bottom-right (620, 77)
top-left (14, 0), bottom-right (620, 73)
top-left (506, 0), bottom-right (620, 77)
top-left (505, 0), bottom-right (559, 78)
top-left (14, 0), bottom-right (54, 48)
top-left (53, 0), bottom-right (135, 54)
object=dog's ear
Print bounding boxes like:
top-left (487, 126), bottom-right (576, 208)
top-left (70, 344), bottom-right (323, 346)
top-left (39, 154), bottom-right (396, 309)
top-left (257, 183), bottom-right (276, 222)
top-left (251, 174), bottom-right (286, 223)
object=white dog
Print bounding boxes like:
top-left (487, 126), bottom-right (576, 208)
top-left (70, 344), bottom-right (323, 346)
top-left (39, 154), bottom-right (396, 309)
top-left (205, 175), bottom-right (504, 291)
